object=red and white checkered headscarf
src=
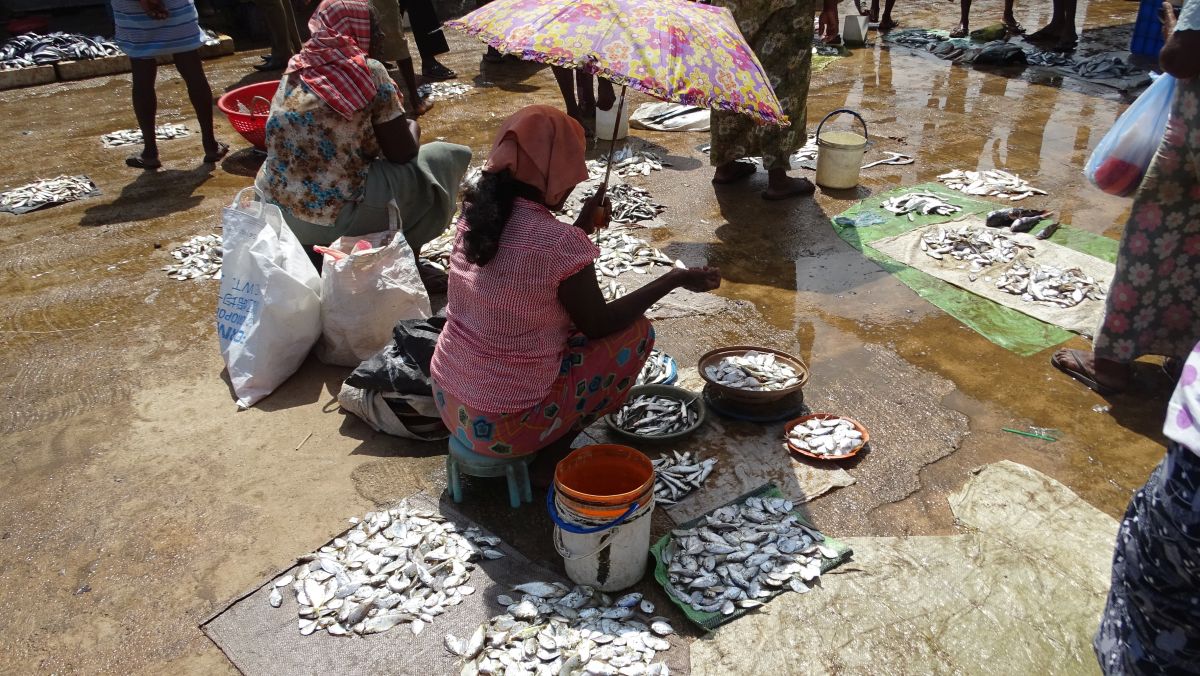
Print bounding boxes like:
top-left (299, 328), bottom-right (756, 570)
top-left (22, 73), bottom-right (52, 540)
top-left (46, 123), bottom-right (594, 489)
top-left (285, 0), bottom-right (385, 119)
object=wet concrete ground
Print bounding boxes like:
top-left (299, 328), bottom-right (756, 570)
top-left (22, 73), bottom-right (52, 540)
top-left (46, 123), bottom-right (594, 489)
top-left (0, 0), bottom-right (1178, 671)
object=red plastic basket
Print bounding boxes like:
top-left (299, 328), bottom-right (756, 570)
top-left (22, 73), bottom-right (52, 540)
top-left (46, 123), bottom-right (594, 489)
top-left (217, 80), bottom-right (280, 151)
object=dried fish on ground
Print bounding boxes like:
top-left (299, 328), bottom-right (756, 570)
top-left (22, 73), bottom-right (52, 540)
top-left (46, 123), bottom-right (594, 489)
top-left (163, 234), bottom-right (222, 280)
top-left (787, 417), bottom-right (862, 457)
top-left (592, 226), bottom-right (674, 277)
top-left (416, 81), bottom-right (473, 101)
top-left (613, 394), bottom-right (698, 437)
top-left (881, 191), bottom-right (962, 219)
top-left (100, 123), bottom-right (191, 148)
top-left (636, 349), bottom-right (674, 385)
top-left (662, 496), bottom-right (837, 614)
top-left (450, 582), bottom-right (673, 675)
top-left (919, 226), bottom-right (1030, 276)
top-left (588, 148), bottom-right (667, 179)
top-left (0, 175), bottom-right (97, 213)
top-left (993, 259), bottom-right (1105, 308)
top-left (705, 351), bottom-right (801, 391)
top-left (268, 502), bottom-right (504, 638)
top-left (0, 32), bottom-right (122, 70)
top-left (574, 183), bottom-right (666, 224)
top-left (937, 169), bottom-right (1047, 201)
top-left (653, 451), bottom-right (716, 505)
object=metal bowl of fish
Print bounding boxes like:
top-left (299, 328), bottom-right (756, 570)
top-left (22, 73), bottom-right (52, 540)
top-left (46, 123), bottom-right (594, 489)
top-left (605, 384), bottom-right (705, 442)
top-left (784, 413), bottom-right (868, 460)
top-left (698, 346), bottom-right (810, 404)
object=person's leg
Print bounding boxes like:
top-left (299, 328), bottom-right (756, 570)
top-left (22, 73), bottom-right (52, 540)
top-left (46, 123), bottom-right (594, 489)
top-left (951, 0), bottom-right (971, 37)
top-left (1051, 348), bottom-right (1132, 393)
top-left (280, 0), bottom-right (303, 55)
top-left (396, 57), bottom-right (433, 115)
top-left (406, 0), bottom-right (455, 79)
top-left (253, 0), bottom-right (291, 68)
top-left (576, 71), bottom-right (596, 118)
top-left (127, 57), bottom-right (161, 169)
top-left (172, 50), bottom-right (227, 162)
top-left (1003, 0), bottom-right (1023, 33)
top-left (552, 66), bottom-right (588, 132)
top-left (1053, 0), bottom-right (1077, 50)
top-left (1027, 0), bottom-right (1063, 41)
top-left (596, 77), bottom-right (616, 113)
top-left (880, 0), bottom-right (898, 30)
top-left (709, 110), bottom-right (758, 184)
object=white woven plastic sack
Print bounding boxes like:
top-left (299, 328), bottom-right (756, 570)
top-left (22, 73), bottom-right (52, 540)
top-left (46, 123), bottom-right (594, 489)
top-left (217, 188), bottom-right (322, 408)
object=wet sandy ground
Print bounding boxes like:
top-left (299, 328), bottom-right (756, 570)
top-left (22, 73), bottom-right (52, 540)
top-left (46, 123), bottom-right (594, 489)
top-left (0, 0), bottom-right (1178, 671)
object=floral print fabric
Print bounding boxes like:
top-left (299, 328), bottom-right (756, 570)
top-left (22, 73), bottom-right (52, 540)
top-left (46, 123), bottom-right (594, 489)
top-left (708, 0), bottom-right (816, 170)
top-left (256, 59), bottom-right (405, 225)
top-left (1094, 77), bottom-right (1200, 363)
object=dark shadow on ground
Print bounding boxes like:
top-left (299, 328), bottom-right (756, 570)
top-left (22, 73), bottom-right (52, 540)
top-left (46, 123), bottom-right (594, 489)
top-left (251, 354), bottom-right (350, 413)
top-left (80, 166), bottom-right (215, 227)
top-left (1096, 360), bottom-right (1177, 441)
top-left (221, 147), bottom-right (266, 178)
top-left (473, 58), bottom-right (548, 93)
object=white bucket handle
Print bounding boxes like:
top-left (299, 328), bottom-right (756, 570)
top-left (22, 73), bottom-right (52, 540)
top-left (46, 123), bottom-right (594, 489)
top-left (552, 525), bottom-right (621, 561)
top-left (816, 108), bottom-right (870, 144)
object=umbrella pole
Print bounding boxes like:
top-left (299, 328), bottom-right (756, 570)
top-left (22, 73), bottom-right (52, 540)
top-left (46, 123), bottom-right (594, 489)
top-left (600, 85), bottom-right (628, 190)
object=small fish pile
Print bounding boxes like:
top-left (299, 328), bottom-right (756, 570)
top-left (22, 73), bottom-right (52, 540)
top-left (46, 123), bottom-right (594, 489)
top-left (420, 228), bottom-right (454, 271)
top-left (993, 260), bottom-right (1105, 308)
top-left (919, 226), bottom-right (1027, 275)
top-left (100, 124), bottom-right (190, 148)
top-left (653, 451), bottom-right (717, 506)
top-left (448, 583), bottom-right (673, 676)
top-left (787, 417), bottom-right (862, 457)
top-left (0, 175), bottom-right (96, 212)
top-left (268, 503), bottom-right (505, 638)
top-left (163, 234), bottom-right (222, 280)
top-left (577, 184), bottom-right (666, 224)
top-left (0, 32), bottom-right (122, 70)
top-left (662, 496), bottom-right (836, 614)
top-left (417, 81), bottom-right (473, 100)
top-left (636, 350), bottom-right (674, 385)
top-left (705, 351), bottom-right (802, 391)
top-left (598, 277), bottom-right (627, 302)
top-left (588, 149), bottom-right (666, 179)
top-left (881, 191), bottom-right (962, 220)
top-left (612, 394), bottom-right (698, 437)
top-left (937, 169), bottom-right (1047, 201)
top-left (593, 226), bottom-right (674, 277)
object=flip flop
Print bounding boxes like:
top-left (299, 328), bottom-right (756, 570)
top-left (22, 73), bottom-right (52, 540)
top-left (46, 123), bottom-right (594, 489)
top-left (762, 179), bottom-right (816, 201)
top-left (125, 154), bottom-right (162, 170)
top-left (1050, 349), bottom-right (1119, 395)
top-left (202, 142), bottom-right (229, 164)
top-left (711, 161), bottom-right (757, 185)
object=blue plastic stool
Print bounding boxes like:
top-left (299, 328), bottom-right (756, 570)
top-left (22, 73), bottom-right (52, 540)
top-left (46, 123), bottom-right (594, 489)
top-left (446, 436), bottom-right (533, 508)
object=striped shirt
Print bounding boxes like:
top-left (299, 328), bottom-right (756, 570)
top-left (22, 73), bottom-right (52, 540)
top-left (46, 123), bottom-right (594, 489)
top-left (431, 199), bottom-right (600, 413)
top-left (111, 0), bottom-right (206, 59)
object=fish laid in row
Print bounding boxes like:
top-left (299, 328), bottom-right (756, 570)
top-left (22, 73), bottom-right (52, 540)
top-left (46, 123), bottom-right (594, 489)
top-left (450, 584), bottom-right (673, 676)
top-left (937, 169), bottom-right (1047, 201)
top-left (653, 451), bottom-right (717, 506)
top-left (163, 234), bottom-right (221, 280)
top-left (662, 496), bottom-right (837, 615)
top-left (1, 31), bottom-right (121, 70)
top-left (993, 260), bottom-right (1106, 308)
top-left (881, 191), bottom-right (962, 220)
top-left (705, 351), bottom-right (801, 391)
top-left (788, 417), bottom-right (861, 457)
top-left (100, 123), bottom-right (191, 148)
top-left (612, 394), bottom-right (698, 437)
top-left (268, 503), bottom-right (505, 638)
top-left (0, 175), bottom-right (97, 212)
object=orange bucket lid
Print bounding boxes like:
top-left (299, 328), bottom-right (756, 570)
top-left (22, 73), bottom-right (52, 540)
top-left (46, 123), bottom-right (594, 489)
top-left (554, 444), bottom-right (654, 507)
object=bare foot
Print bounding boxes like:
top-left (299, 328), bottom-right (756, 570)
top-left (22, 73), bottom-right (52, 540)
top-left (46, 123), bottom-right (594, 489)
top-left (763, 173), bottom-right (815, 200)
top-left (411, 97), bottom-right (434, 116)
top-left (712, 160), bottom-right (757, 185)
top-left (1051, 348), bottom-right (1131, 394)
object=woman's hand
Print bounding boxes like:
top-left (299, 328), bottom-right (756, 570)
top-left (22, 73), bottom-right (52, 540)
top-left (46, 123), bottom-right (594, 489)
top-left (573, 187), bottom-right (612, 234)
top-left (670, 266), bottom-right (721, 292)
top-left (139, 0), bottom-right (169, 19)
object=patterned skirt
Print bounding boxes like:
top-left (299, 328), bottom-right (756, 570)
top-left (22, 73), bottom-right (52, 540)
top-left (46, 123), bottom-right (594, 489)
top-left (1094, 442), bottom-right (1200, 674)
top-left (112, 0), bottom-right (206, 59)
top-left (432, 318), bottom-right (654, 458)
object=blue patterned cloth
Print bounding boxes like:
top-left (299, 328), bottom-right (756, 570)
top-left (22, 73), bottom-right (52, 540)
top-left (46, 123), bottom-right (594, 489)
top-left (111, 0), bottom-right (206, 58)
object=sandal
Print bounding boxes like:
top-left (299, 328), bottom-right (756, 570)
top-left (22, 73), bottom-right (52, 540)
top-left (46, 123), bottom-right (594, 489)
top-left (202, 142), bottom-right (229, 164)
top-left (421, 61), bottom-right (457, 81)
top-left (1050, 348), bottom-right (1125, 395)
top-left (711, 161), bottom-right (757, 185)
top-left (762, 177), bottom-right (816, 201)
top-left (125, 154), bottom-right (162, 170)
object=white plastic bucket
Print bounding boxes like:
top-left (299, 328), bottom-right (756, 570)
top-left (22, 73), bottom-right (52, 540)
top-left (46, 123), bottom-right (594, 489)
top-left (596, 99), bottom-right (630, 141)
top-left (815, 109), bottom-right (870, 190)
top-left (548, 445), bottom-right (654, 591)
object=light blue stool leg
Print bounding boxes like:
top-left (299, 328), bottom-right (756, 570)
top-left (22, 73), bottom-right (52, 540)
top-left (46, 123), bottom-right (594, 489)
top-left (504, 464), bottom-right (521, 509)
top-left (447, 453), bottom-right (463, 503)
top-left (516, 461), bottom-right (532, 504)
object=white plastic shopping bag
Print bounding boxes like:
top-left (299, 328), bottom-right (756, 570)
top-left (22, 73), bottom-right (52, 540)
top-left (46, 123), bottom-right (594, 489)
top-left (1085, 73), bottom-right (1177, 197)
top-left (217, 188), bottom-right (322, 408)
top-left (315, 203), bottom-right (432, 367)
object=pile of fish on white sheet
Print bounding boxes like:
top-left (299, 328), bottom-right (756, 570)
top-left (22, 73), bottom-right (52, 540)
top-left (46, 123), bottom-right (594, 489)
top-left (571, 183), bottom-right (666, 225)
top-left (653, 451), bottom-right (717, 506)
top-left (636, 350), bottom-right (674, 385)
top-left (0, 32), bottom-right (122, 70)
top-left (662, 496), bottom-right (837, 614)
top-left (588, 149), bottom-right (666, 179)
top-left (705, 351), bottom-right (802, 391)
top-left (0, 175), bottom-right (97, 213)
top-left (612, 393), bottom-right (698, 437)
top-left (267, 503), bottom-right (505, 638)
top-left (788, 417), bottom-right (862, 457)
top-left (164, 234), bottom-right (221, 280)
top-left (417, 81), bottom-right (473, 100)
top-left (100, 123), bottom-right (191, 148)
top-left (937, 169), bottom-right (1046, 201)
top-left (448, 583), bottom-right (674, 676)
top-left (881, 191), bottom-right (962, 220)
top-left (920, 225), bottom-right (1029, 277)
top-left (993, 259), bottom-right (1106, 308)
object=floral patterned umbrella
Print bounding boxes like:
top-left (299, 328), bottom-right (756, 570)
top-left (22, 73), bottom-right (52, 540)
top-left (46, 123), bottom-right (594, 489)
top-left (445, 0), bottom-right (789, 127)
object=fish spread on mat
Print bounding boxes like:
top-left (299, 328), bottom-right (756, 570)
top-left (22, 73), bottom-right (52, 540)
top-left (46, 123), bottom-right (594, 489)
top-left (163, 234), bottom-right (221, 280)
top-left (417, 81), bottom-right (473, 101)
top-left (100, 123), bottom-right (191, 148)
top-left (636, 350), bottom-right (674, 386)
top-left (788, 417), bottom-right (862, 457)
top-left (881, 191), bottom-right (962, 219)
top-left (993, 259), bottom-right (1105, 308)
top-left (662, 497), bottom-right (837, 614)
top-left (0, 175), bottom-right (97, 212)
top-left (653, 451), bottom-right (717, 506)
top-left (612, 394), bottom-right (698, 437)
top-left (268, 503), bottom-right (505, 638)
top-left (919, 225), bottom-right (1030, 276)
top-left (705, 351), bottom-right (801, 391)
top-left (937, 169), bottom-right (1047, 201)
top-left (450, 583), bottom-right (674, 676)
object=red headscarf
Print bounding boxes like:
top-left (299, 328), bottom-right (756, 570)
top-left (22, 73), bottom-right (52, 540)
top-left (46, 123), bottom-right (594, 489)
top-left (484, 105), bottom-right (589, 206)
top-left (285, 0), bottom-right (380, 120)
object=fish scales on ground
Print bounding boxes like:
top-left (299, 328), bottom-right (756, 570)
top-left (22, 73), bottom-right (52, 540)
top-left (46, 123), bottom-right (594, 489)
top-left (705, 351), bottom-right (801, 391)
top-left (100, 124), bottom-right (191, 148)
top-left (613, 394), bottom-right (697, 437)
top-left (788, 418), bottom-right (862, 457)
top-left (662, 496), bottom-right (837, 615)
top-left (881, 191), bottom-right (962, 219)
top-left (636, 350), bottom-right (673, 386)
top-left (937, 169), bottom-right (1047, 201)
top-left (163, 234), bottom-right (222, 280)
top-left (993, 257), bottom-right (1106, 308)
top-left (450, 582), bottom-right (673, 675)
top-left (0, 175), bottom-right (96, 212)
top-left (653, 451), bottom-right (717, 505)
top-left (267, 502), bottom-right (504, 638)
top-left (919, 225), bottom-right (1032, 277)
top-left (417, 81), bottom-right (473, 101)
top-left (0, 32), bottom-right (122, 70)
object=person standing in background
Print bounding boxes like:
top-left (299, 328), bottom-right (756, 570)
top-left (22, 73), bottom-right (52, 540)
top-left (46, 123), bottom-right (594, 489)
top-left (253, 0), bottom-right (303, 70)
top-left (403, 0), bottom-right (457, 81)
top-left (371, 0), bottom-right (433, 115)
